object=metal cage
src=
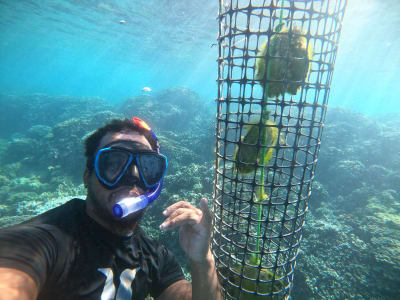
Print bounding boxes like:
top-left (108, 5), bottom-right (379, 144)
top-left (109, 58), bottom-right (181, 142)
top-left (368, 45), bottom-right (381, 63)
top-left (212, 0), bottom-right (347, 298)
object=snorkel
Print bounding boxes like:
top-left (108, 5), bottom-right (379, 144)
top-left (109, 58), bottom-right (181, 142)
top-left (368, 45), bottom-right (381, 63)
top-left (113, 181), bottom-right (163, 218)
top-left (111, 117), bottom-right (166, 219)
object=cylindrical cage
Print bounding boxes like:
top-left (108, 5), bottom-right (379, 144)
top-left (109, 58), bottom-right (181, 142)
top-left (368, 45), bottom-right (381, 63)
top-left (212, 0), bottom-right (347, 299)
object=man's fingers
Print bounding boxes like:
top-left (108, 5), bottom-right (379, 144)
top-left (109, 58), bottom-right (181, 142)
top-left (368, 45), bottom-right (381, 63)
top-left (160, 210), bottom-right (198, 230)
top-left (163, 201), bottom-right (198, 216)
top-left (160, 199), bottom-right (212, 231)
top-left (167, 207), bottom-right (199, 222)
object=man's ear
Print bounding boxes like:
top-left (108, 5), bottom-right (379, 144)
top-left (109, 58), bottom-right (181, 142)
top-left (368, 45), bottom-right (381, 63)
top-left (83, 168), bottom-right (90, 188)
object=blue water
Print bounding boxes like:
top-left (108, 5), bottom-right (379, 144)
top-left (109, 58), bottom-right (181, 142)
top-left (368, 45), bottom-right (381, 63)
top-left (0, 0), bottom-right (399, 115)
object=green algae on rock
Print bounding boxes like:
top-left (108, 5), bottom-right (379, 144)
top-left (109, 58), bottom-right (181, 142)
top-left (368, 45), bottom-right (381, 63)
top-left (255, 26), bottom-right (313, 98)
top-left (233, 120), bottom-right (279, 175)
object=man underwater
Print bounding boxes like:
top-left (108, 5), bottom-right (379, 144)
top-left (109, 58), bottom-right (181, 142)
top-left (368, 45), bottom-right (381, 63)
top-left (0, 117), bottom-right (222, 300)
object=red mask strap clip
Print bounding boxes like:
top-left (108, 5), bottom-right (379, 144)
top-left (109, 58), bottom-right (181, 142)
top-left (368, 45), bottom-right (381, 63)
top-left (132, 117), bottom-right (160, 153)
top-left (132, 117), bottom-right (151, 131)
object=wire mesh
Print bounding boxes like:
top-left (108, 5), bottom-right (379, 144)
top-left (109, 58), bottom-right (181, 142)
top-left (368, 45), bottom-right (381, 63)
top-left (212, 0), bottom-right (347, 298)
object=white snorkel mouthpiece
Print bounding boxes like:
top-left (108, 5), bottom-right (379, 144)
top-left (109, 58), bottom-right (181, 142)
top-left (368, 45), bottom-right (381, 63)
top-left (112, 182), bottom-right (163, 218)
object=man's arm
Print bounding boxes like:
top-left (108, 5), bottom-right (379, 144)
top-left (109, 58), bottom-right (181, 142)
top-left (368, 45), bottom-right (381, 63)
top-left (156, 279), bottom-right (191, 300)
top-left (0, 267), bottom-right (38, 300)
top-left (190, 250), bottom-right (222, 300)
top-left (157, 251), bottom-right (221, 300)
top-left (159, 198), bottom-right (223, 300)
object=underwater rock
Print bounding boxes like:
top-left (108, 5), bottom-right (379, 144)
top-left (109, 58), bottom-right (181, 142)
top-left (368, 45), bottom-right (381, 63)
top-left (27, 124), bottom-right (52, 139)
top-left (360, 190), bottom-right (400, 297)
top-left (291, 270), bottom-right (314, 299)
top-left (16, 198), bottom-right (42, 215)
top-left (0, 94), bottom-right (112, 138)
top-left (364, 164), bottom-right (393, 189)
top-left (341, 187), bottom-right (374, 210)
top-left (0, 175), bottom-right (8, 186)
top-left (47, 111), bottom-right (123, 180)
top-left (117, 87), bottom-right (211, 132)
top-left (317, 107), bottom-right (400, 198)
top-left (308, 181), bottom-right (329, 210)
top-left (5, 191), bottom-right (38, 212)
top-left (294, 182), bottom-right (400, 299)
top-left (324, 107), bottom-right (380, 141)
top-left (326, 159), bottom-right (366, 195)
top-left (164, 163), bottom-right (213, 194)
top-left (255, 26), bottom-right (312, 98)
top-left (296, 210), bottom-right (372, 299)
top-left (374, 118), bottom-right (400, 171)
top-left (10, 176), bottom-right (49, 194)
top-left (157, 131), bottom-right (209, 173)
top-left (1, 138), bottom-right (40, 165)
top-left (0, 110), bottom-right (124, 184)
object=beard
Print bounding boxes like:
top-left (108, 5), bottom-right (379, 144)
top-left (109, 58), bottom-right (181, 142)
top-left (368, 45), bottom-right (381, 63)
top-left (86, 185), bottom-right (147, 235)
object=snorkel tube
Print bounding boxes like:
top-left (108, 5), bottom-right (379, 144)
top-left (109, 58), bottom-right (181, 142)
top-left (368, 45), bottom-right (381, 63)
top-left (112, 181), bottom-right (163, 218)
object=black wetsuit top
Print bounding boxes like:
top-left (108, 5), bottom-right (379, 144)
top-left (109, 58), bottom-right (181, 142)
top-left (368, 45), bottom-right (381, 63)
top-left (0, 199), bottom-right (185, 299)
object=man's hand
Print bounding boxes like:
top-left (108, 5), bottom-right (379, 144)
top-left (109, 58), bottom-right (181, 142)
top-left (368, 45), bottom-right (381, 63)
top-left (160, 197), bottom-right (212, 262)
top-left (159, 197), bottom-right (223, 300)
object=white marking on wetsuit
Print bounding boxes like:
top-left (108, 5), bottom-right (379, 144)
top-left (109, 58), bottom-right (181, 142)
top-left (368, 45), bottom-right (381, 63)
top-left (116, 268), bottom-right (137, 300)
top-left (98, 268), bottom-right (116, 300)
top-left (98, 267), bottom-right (138, 299)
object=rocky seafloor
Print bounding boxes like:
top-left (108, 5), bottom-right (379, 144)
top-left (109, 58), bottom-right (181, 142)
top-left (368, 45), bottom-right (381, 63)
top-left (0, 90), bottom-right (398, 299)
top-left (292, 109), bottom-right (400, 299)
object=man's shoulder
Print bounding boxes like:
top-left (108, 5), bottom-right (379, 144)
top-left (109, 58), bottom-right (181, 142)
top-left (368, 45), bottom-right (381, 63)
top-left (19, 198), bottom-right (86, 233)
top-left (0, 199), bottom-right (87, 293)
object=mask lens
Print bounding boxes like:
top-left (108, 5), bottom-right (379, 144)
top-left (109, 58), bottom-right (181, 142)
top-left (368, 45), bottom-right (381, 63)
top-left (137, 153), bottom-right (166, 187)
top-left (97, 149), bottom-right (131, 185)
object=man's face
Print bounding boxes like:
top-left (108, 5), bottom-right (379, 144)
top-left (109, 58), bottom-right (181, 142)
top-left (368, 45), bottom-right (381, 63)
top-left (84, 130), bottom-right (152, 232)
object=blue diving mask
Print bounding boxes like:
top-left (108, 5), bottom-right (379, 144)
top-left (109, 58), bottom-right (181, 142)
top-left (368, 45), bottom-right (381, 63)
top-left (94, 141), bottom-right (167, 190)
top-left (93, 117), bottom-right (167, 218)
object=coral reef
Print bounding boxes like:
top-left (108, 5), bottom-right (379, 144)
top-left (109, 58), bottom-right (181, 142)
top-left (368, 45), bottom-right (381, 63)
top-left (0, 92), bottom-right (399, 299)
top-left (291, 108), bottom-right (400, 299)
top-left (0, 94), bottom-right (112, 138)
top-left (117, 87), bottom-right (213, 133)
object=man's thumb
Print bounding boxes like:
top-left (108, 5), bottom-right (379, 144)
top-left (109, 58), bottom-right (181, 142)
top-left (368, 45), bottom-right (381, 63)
top-left (200, 197), bottom-right (213, 224)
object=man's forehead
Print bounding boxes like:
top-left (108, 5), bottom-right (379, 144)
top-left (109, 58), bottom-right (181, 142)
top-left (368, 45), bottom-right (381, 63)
top-left (99, 131), bottom-right (151, 150)
top-left (105, 140), bottom-right (151, 151)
